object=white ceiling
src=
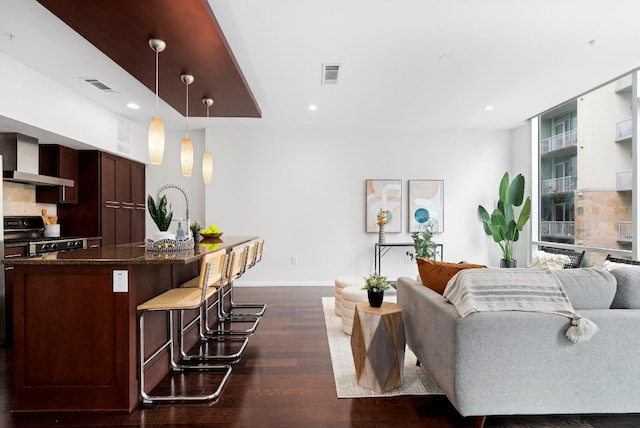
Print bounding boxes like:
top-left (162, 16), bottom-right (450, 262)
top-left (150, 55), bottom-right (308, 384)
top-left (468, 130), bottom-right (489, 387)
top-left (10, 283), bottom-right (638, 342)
top-left (2, 0), bottom-right (640, 139)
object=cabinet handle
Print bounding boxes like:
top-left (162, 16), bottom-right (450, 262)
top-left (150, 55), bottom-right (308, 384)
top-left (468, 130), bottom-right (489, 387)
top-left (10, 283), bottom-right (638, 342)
top-left (105, 200), bottom-right (120, 209)
top-left (62, 186), bottom-right (66, 201)
top-left (5, 253), bottom-right (24, 258)
top-left (5, 266), bottom-right (14, 271)
top-left (89, 244), bottom-right (100, 248)
top-left (122, 202), bottom-right (135, 210)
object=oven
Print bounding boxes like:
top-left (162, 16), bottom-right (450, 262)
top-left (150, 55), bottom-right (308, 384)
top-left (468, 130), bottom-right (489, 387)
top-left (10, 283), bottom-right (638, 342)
top-left (4, 216), bottom-right (87, 256)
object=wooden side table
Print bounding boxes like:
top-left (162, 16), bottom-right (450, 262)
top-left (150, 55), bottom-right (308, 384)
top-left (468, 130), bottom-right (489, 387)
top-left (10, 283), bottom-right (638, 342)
top-left (350, 301), bottom-right (405, 393)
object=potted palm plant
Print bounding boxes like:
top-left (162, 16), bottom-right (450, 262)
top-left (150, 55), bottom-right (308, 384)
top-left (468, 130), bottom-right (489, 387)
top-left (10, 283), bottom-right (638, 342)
top-left (147, 194), bottom-right (174, 239)
top-left (478, 172), bottom-right (531, 267)
top-left (362, 273), bottom-right (391, 307)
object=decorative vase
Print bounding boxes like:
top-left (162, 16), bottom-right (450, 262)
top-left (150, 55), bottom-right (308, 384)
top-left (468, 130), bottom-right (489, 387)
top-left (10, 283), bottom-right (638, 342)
top-left (378, 224), bottom-right (385, 244)
top-left (500, 259), bottom-right (517, 268)
top-left (367, 290), bottom-right (384, 307)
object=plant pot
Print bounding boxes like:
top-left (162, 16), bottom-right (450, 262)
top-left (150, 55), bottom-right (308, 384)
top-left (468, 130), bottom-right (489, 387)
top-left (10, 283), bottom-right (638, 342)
top-left (500, 259), bottom-right (517, 268)
top-left (154, 231), bottom-right (176, 241)
top-left (367, 290), bottom-right (384, 307)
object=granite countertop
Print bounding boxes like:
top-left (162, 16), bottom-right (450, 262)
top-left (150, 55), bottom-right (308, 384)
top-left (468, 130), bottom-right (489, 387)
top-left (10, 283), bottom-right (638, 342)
top-left (2, 236), bottom-right (258, 266)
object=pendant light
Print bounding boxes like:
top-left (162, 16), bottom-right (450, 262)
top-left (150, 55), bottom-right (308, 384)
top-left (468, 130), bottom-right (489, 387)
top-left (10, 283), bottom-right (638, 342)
top-left (202, 98), bottom-right (214, 184)
top-left (148, 39), bottom-right (166, 165)
top-left (180, 74), bottom-right (194, 176)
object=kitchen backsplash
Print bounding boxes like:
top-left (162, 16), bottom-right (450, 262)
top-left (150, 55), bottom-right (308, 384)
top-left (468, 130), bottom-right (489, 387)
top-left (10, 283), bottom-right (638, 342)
top-left (3, 182), bottom-right (57, 217)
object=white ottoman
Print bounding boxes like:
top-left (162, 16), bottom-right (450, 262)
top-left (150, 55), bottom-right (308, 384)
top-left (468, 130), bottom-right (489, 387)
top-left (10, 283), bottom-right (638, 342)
top-left (334, 276), bottom-right (364, 317)
top-left (341, 285), bottom-right (398, 335)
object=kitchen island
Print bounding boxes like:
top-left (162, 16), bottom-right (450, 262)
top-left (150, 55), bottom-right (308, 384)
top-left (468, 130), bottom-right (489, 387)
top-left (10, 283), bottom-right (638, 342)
top-left (4, 236), bottom-right (257, 413)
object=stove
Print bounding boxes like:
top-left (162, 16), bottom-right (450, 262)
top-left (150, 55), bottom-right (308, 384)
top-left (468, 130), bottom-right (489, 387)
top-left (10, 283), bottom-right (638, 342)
top-left (4, 216), bottom-right (87, 256)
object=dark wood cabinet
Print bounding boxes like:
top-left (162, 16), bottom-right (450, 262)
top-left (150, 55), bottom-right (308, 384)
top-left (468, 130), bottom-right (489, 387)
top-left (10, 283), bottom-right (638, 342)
top-left (86, 238), bottom-right (102, 248)
top-left (57, 151), bottom-right (145, 245)
top-left (36, 145), bottom-right (78, 204)
top-left (4, 245), bottom-right (27, 345)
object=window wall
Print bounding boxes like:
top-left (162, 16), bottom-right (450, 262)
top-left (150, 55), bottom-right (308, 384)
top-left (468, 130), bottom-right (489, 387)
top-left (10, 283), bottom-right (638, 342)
top-left (533, 71), bottom-right (638, 265)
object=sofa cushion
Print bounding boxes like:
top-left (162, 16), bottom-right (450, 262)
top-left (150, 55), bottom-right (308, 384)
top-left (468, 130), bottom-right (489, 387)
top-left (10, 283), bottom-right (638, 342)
top-left (529, 251), bottom-right (570, 270)
top-left (551, 268), bottom-right (616, 309)
top-left (416, 258), bottom-right (486, 295)
top-left (608, 267), bottom-right (640, 309)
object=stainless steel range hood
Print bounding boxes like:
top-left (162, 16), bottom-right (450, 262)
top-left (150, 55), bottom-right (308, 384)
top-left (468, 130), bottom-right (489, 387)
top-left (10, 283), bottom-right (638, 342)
top-left (0, 133), bottom-right (74, 187)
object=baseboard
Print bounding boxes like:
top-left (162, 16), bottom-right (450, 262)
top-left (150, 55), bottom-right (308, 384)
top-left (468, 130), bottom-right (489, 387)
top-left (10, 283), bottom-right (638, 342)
top-left (234, 282), bottom-right (333, 287)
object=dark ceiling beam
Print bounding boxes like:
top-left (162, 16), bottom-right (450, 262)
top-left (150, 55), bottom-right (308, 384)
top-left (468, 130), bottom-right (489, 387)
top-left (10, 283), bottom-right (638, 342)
top-left (36, 0), bottom-right (261, 118)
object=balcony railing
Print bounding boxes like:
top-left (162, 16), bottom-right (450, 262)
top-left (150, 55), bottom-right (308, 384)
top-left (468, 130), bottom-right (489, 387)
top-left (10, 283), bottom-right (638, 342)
top-left (540, 129), bottom-right (578, 154)
top-left (616, 118), bottom-right (632, 142)
top-left (541, 176), bottom-right (577, 195)
top-left (617, 170), bottom-right (632, 191)
top-left (618, 221), bottom-right (632, 242)
top-left (541, 221), bottom-right (574, 238)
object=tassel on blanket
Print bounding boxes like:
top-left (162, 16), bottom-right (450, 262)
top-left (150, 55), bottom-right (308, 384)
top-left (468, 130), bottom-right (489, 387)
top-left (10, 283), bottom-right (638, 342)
top-left (565, 316), bottom-right (599, 344)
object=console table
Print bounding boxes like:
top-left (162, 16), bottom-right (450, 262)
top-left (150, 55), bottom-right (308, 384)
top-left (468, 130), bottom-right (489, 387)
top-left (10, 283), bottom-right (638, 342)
top-left (374, 242), bottom-right (443, 275)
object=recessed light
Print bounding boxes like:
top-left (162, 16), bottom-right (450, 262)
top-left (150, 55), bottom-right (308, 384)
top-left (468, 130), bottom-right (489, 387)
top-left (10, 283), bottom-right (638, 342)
top-left (484, 105), bottom-right (494, 111)
top-left (126, 102), bottom-right (140, 109)
top-left (308, 104), bottom-right (318, 111)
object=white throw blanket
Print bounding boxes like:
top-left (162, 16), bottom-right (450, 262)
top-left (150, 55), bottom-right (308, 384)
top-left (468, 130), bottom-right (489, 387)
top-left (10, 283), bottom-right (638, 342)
top-left (443, 268), bottom-right (598, 343)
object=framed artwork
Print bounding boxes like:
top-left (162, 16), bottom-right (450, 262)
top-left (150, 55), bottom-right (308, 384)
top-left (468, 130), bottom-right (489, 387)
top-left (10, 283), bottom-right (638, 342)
top-left (409, 180), bottom-right (444, 233)
top-left (365, 179), bottom-right (402, 232)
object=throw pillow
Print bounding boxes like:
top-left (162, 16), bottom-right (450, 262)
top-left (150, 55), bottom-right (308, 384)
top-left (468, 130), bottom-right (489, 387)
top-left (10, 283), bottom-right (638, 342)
top-left (529, 250), bottom-right (570, 270)
top-left (551, 268), bottom-right (616, 309)
top-left (608, 267), bottom-right (640, 309)
top-left (416, 258), bottom-right (486, 295)
top-left (602, 259), bottom-right (631, 271)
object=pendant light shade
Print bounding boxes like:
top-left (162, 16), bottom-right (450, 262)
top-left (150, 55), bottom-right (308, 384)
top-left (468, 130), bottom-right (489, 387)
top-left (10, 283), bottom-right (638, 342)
top-left (181, 137), bottom-right (194, 176)
top-left (148, 117), bottom-right (165, 164)
top-left (180, 74), bottom-right (194, 176)
top-left (202, 98), bottom-right (215, 184)
top-left (148, 38), bottom-right (166, 165)
top-left (202, 151), bottom-right (213, 184)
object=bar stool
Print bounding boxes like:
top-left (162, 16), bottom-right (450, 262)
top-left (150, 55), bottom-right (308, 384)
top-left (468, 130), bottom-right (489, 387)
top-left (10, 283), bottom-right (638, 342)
top-left (178, 250), bottom-right (248, 363)
top-left (226, 239), bottom-right (267, 318)
top-left (137, 249), bottom-right (232, 403)
top-left (211, 246), bottom-right (261, 335)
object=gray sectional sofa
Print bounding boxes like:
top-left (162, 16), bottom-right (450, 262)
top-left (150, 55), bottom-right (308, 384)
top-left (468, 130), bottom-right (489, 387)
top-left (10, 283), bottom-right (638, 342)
top-left (397, 267), bottom-right (640, 417)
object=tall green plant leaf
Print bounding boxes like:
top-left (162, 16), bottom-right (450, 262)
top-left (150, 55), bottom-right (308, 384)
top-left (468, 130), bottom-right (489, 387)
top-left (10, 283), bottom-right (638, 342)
top-left (498, 172), bottom-right (510, 205)
top-left (509, 174), bottom-right (525, 207)
top-left (478, 205), bottom-right (493, 236)
top-left (516, 197), bottom-right (532, 230)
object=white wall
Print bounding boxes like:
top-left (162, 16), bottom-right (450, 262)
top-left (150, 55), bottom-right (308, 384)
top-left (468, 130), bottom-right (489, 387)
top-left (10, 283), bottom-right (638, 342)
top-left (510, 122), bottom-right (533, 265)
top-left (0, 52), bottom-right (148, 163)
top-left (205, 125), bottom-right (513, 285)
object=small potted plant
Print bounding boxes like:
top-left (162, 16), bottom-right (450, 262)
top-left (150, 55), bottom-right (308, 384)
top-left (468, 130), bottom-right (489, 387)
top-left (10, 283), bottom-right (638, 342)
top-left (406, 228), bottom-right (437, 261)
top-left (190, 221), bottom-right (202, 240)
top-left (147, 194), bottom-right (174, 239)
top-left (362, 273), bottom-right (391, 307)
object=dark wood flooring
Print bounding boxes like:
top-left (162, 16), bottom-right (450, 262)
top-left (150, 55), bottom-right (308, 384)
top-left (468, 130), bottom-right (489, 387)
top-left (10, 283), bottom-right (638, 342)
top-left (0, 286), bottom-right (638, 427)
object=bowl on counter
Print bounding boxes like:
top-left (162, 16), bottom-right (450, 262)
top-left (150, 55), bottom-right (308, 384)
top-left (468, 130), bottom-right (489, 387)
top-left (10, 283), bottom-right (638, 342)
top-left (199, 231), bottom-right (223, 239)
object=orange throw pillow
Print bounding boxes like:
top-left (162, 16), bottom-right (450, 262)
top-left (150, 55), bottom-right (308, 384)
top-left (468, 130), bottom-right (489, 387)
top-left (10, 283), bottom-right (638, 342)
top-left (417, 258), bottom-right (486, 295)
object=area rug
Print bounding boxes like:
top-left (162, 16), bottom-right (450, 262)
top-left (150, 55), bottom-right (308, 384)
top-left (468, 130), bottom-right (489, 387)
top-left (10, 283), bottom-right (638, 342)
top-left (322, 297), bottom-right (443, 398)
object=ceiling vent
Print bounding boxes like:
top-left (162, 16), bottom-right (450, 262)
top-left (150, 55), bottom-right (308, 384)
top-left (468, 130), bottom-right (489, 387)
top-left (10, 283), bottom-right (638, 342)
top-left (81, 77), bottom-right (115, 92)
top-left (321, 64), bottom-right (340, 85)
